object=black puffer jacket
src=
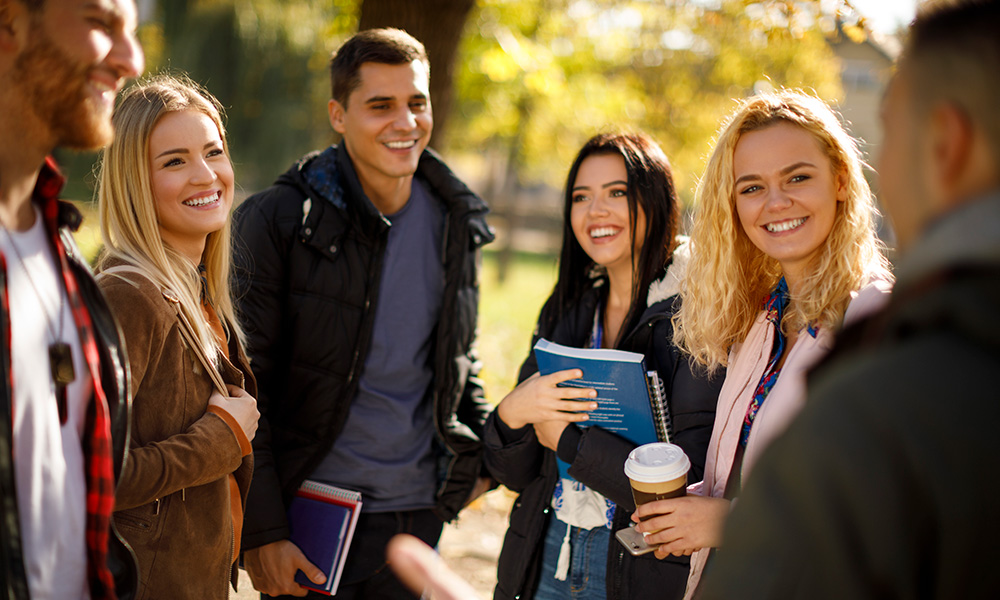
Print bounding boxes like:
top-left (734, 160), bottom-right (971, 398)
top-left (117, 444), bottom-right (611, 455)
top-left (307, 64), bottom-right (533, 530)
top-left (233, 144), bottom-right (494, 551)
top-left (485, 258), bottom-right (723, 600)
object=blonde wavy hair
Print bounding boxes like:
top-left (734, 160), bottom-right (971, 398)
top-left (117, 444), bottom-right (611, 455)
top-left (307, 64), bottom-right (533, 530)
top-left (96, 73), bottom-right (246, 363)
top-left (674, 91), bottom-right (891, 373)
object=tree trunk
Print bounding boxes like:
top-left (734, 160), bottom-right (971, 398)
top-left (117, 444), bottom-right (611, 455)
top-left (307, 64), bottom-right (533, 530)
top-left (358, 0), bottom-right (476, 148)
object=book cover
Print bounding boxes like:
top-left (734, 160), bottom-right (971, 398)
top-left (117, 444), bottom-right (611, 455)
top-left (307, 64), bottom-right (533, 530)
top-left (533, 338), bottom-right (670, 479)
top-left (287, 480), bottom-right (363, 595)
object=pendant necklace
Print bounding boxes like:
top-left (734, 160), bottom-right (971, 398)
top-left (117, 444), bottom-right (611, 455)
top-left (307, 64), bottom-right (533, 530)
top-left (1, 225), bottom-right (75, 424)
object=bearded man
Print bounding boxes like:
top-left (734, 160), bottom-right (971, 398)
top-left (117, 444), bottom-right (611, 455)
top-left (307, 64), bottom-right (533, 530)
top-left (0, 0), bottom-right (143, 598)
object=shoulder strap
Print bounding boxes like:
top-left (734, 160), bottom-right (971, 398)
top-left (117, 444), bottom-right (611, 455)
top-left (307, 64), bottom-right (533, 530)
top-left (98, 265), bottom-right (227, 395)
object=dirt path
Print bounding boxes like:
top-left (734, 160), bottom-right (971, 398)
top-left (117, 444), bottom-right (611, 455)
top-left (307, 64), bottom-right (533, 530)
top-left (232, 489), bottom-right (514, 599)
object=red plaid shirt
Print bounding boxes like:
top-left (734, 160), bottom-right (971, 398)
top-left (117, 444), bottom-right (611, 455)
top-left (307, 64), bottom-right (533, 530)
top-left (11, 157), bottom-right (119, 599)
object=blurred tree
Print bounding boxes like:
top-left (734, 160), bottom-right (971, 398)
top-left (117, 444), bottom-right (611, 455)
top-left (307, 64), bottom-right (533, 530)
top-left (163, 0), bottom-right (358, 192)
top-left (57, 0), bottom-right (359, 201)
top-left (448, 0), bottom-right (849, 204)
top-left (358, 0), bottom-right (477, 146)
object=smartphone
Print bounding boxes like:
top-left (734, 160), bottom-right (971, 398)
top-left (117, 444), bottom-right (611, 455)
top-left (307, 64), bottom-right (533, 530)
top-left (615, 525), bottom-right (658, 556)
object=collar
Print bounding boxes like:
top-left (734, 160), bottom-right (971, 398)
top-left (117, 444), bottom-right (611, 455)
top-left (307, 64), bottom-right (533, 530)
top-left (766, 277), bottom-right (819, 338)
top-left (33, 157), bottom-right (83, 236)
top-left (894, 190), bottom-right (1000, 290)
top-left (35, 156), bottom-right (66, 203)
top-left (646, 235), bottom-right (690, 305)
top-left (304, 144), bottom-right (405, 230)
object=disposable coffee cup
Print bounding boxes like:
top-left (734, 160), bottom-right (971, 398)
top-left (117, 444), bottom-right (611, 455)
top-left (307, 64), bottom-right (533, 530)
top-left (624, 442), bottom-right (690, 519)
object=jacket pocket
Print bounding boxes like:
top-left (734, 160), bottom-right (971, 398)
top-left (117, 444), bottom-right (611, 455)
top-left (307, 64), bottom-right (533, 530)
top-left (114, 505), bottom-right (154, 534)
top-left (114, 501), bottom-right (166, 600)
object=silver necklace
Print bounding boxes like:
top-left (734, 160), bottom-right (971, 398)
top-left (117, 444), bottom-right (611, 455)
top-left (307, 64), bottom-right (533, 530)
top-left (1, 224), bottom-right (75, 423)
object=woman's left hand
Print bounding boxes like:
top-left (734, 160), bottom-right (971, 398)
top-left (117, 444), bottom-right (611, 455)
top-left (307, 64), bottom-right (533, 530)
top-left (533, 420), bottom-right (570, 451)
top-left (632, 496), bottom-right (731, 559)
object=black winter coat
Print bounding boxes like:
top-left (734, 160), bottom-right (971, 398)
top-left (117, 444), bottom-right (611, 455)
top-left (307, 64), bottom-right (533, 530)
top-left (484, 274), bottom-right (723, 600)
top-left (233, 144), bottom-right (494, 551)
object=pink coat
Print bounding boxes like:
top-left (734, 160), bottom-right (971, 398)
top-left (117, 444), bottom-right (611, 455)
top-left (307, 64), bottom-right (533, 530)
top-left (684, 278), bottom-right (892, 598)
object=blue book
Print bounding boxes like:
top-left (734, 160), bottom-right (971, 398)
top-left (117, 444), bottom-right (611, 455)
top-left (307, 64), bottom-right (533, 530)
top-left (533, 338), bottom-right (672, 480)
top-left (287, 480), bottom-right (363, 595)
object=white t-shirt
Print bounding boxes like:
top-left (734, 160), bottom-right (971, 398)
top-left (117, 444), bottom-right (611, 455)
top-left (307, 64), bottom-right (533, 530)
top-left (4, 207), bottom-right (92, 600)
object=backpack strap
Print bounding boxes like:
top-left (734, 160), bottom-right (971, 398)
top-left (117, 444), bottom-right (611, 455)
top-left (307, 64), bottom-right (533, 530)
top-left (97, 265), bottom-right (227, 395)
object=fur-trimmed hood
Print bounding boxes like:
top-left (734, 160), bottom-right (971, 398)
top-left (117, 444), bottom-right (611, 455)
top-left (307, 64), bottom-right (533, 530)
top-left (647, 236), bottom-right (690, 306)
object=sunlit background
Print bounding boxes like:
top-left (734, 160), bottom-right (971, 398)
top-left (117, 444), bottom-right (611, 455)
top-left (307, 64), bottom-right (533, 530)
top-left (56, 2), bottom-right (919, 595)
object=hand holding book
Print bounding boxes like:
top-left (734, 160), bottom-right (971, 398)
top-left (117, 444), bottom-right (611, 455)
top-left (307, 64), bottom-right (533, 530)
top-left (495, 369), bottom-right (598, 430)
top-left (531, 338), bottom-right (675, 484)
top-left (244, 539), bottom-right (325, 597)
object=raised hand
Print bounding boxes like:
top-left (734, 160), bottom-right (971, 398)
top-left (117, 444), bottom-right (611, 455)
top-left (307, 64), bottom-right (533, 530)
top-left (388, 534), bottom-right (482, 600)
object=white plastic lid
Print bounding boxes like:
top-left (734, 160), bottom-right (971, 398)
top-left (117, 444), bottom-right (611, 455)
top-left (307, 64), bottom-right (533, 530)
top-left (623, 443), bottom-right (691, 483)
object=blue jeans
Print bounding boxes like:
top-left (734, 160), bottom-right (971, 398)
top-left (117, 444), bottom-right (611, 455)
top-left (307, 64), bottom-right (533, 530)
top-left (534, 517), bottom-right (609, 600)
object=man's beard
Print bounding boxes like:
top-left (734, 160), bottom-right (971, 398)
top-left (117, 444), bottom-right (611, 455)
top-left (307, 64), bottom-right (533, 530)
top-left (10, 23), bottom-right (113, 151)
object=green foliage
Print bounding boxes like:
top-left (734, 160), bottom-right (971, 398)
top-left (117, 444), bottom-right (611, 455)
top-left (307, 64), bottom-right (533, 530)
top-left (448, 0), bottom-right (844, 203)
top-left (159, 0), bottom-right (359, 192)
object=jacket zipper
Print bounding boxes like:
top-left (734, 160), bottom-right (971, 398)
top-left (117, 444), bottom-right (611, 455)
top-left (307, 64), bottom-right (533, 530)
top-left (432, 210), bottom-right (470, 518)
top-left (224, 515), bottom-right (235, 598)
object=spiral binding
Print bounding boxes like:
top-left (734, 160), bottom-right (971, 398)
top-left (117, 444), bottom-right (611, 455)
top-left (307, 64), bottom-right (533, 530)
top-left (646, 370), bottom-right (674, 443)
top-left (299, 480), bottom-right (362, 504)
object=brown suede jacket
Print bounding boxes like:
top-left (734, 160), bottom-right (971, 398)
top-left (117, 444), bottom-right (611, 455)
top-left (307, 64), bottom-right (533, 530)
top-left (98, 266), bottom-right (254, 600)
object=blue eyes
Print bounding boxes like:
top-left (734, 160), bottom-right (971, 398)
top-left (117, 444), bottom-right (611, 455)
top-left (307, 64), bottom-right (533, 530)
top-left (739, 174), bottom-right (811, 195)
top-left (160, 149), bottom-right (225, 169)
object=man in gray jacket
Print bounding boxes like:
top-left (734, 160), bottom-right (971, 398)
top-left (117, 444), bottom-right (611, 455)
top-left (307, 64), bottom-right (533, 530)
top-left (700, 1), bottom-right (1000, 597)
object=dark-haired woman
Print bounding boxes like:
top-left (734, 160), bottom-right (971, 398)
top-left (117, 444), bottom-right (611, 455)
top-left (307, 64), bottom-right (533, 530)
top-left (484, 133), bottom-right (722, 600)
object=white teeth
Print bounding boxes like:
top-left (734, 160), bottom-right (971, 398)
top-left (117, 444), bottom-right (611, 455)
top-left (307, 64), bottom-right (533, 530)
top-left (590, 227), bottom-right (619, 239)
top-left (183, 192), bottom-right (220, 207)
top-left (765, 217), bottom-right (806, 233)
top-left (385, 140), bottom-right (417, 149)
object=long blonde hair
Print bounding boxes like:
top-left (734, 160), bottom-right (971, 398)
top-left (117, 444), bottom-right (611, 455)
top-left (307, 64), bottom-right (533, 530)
top-left (96, 73), bottom-right (246, 363)
top-left (674, 91), bottom-right (891, 373)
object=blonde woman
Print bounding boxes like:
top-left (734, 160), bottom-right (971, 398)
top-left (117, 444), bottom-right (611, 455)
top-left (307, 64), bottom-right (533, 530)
top-left (96, 75), bottom-right (258, 599)
top-left (632, 91), bottom-right (893, 597)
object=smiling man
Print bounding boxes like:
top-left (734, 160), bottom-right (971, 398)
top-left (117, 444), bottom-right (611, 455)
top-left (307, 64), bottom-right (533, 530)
top-left (0, 0), bottom-right (143, 598)
top-left (234, 28), bottom-right (494, 599)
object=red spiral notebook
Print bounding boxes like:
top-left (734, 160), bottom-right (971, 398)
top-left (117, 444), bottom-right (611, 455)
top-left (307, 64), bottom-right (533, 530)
top-left (287, 480), bottom-right (363, 595)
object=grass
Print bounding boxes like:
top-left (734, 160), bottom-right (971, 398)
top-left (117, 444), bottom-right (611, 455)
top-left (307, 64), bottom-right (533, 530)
top-left (477, 250), bottom-right (559, 406)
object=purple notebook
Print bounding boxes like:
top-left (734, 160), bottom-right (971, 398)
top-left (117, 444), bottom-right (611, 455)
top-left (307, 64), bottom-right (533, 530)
top-left (287, 480), bottom-right (363, 595)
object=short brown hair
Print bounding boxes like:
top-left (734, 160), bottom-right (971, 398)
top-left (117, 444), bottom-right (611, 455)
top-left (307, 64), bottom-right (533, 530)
top-left (329, 28), bottom-right (429, 107)
top-left (901, 0), bottom-right (1000, 168)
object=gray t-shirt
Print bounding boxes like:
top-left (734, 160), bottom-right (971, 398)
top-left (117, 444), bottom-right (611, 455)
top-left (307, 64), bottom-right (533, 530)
top-left (311, 179), bottom-right (444, 512)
